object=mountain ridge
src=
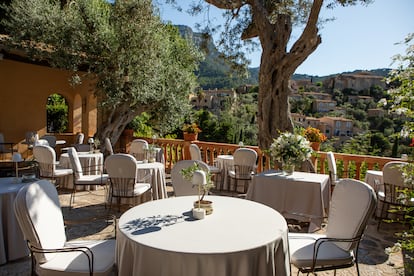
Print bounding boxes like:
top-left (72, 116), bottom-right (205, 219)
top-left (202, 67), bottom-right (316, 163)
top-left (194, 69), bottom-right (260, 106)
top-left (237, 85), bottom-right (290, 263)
top-left (176, 25), bottom-right (391, 89)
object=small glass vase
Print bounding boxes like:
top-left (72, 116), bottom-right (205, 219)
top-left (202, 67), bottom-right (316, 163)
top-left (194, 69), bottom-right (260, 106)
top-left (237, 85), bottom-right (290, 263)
top-left (282, 161), bottom-right (295, 176)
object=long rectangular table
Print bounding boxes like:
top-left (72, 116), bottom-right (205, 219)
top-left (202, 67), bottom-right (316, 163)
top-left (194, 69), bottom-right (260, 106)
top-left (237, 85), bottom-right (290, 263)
top-left (246, 170), bottom-right (331, 232)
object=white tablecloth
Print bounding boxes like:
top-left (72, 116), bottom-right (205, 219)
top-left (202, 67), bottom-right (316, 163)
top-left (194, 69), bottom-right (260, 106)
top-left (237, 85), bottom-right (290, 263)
top-left (365, 170), bottom-right (383, 192)
top-left (247, 170), bottom-right (331, 232)
top-left (0, 177), bottom-right (30, 264)
top-left (216, 155), bottom-right (234, 190)
top-left (116, 196), bottom-right (290, 276)
top-left (136, 161), bottom-right (167, 200)
top-left (365, 170), bottom-right (384, 217)
top-left (58, 152), bottom-right (104, 190)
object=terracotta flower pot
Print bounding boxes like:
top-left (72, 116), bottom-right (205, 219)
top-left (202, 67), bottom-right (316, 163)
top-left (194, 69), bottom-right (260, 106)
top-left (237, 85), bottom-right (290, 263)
top-left (183, 132), bottom-right (198, 141)
top-left (310, 142), bottom-right (320, 151)
top-left (123, 129), bottom-right (134, 138)
top-left (193, 200), bottom-right (213, 215)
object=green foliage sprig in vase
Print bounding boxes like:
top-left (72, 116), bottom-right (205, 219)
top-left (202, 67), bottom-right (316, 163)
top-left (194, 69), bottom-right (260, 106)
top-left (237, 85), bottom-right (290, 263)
top-left (180, 162), bottom-right (214, 201)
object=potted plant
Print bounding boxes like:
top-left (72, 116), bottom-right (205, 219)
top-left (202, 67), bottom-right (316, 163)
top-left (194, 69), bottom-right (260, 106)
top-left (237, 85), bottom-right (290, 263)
top-left (182, 123), bottom-right (202, 141)
top-left (302, 126), bottom-right (327, 151)
top-left (269, 131), bottom-right (313, 175)
top-left (180, 162), bottom-right (215, 217)
top-left (124, 118), bottom-right (139, 138)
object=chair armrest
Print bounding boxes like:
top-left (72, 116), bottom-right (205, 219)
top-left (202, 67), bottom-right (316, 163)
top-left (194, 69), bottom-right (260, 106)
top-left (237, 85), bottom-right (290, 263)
top-left (27, 240), bottom-right (94, 275)
top-left (310, 236), bottom-right (362, 272)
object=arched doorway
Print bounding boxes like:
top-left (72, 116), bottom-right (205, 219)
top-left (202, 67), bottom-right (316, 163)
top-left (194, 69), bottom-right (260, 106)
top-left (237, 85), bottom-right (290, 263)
top-left (46, 93), bottom-right (69, 133)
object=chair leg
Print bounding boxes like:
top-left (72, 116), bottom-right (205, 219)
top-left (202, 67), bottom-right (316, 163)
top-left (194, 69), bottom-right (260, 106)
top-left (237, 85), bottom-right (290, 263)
top-left (233, 178), bottom-right (238, 192)
top-left (69, 186), bottom-right (76, 209)
top-left (215, 172), bottom-right (223, 191)
top-left (107, 194), bottom-right (113, 214)
top-left (355, 262), bottom-right (360, 276)
top-left (244, 179), bottom-right (250, 194)
top-left (377, 201), bottom-right (388, 230)
top-left (30, 249), bottom-right (36, 276)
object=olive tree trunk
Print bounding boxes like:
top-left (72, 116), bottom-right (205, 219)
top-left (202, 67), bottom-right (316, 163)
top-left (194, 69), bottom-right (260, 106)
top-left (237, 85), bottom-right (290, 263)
top-left (205, 0), bottom-right (323, 149)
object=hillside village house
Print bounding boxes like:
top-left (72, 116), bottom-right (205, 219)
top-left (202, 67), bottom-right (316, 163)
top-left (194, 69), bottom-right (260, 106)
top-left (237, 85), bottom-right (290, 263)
top-left (323, 72), bottom-right (386, 91)
top-left (291, 113), bottom-right (354, 146)
top-left (0, 39), bottom-right (99, 159)
top-left (190, 89), bottom-right (236, 111)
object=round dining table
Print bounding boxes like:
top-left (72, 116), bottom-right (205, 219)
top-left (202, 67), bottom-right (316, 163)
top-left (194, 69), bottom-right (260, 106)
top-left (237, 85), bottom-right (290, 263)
top-left (116, 195), bottom-right (290, 276)
top-left (215, 154), bottom-right (234, 190)
top-left (136, 161), bottom-right (167, 200)
top-left (364, 169), bottom-right (384, 217)
top-left (0, 177), bottom-right (30, 264)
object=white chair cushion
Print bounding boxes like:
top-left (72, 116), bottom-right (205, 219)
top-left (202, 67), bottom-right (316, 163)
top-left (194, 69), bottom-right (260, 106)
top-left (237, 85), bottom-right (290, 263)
top-left (14, 180), bottom-right (67, 263)
top-left (39, 239), bottom-right (115, 276)
top-left (68, 147), bottom-right (84, 178)
top-left (133, 183), bottom-right (152, 196)
top-left (75, 174), bottom-right (108, 185)
top-left (289, 233), bottom-right (354, 268)
top-left (208, 165), bottom-right (221, 174)
top-left (54, 168), bottom-right (74, 177)
top-left (189, 144), bottom-right (202, 160)
top-left (326, 179), bottom-right (375, 251)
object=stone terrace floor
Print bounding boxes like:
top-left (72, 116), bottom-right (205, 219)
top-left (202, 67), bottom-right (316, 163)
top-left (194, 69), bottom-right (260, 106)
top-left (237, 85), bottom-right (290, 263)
top-left (1, 179), bottom-right (412, 276)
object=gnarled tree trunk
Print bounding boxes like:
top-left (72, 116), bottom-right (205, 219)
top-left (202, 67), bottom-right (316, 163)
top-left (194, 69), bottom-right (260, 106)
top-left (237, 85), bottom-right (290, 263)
top-left (205, 0), bottom-right (323, 150)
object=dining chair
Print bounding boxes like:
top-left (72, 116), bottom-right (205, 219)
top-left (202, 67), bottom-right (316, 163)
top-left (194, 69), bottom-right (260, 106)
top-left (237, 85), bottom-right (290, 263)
top-left (377, 161), bottom-right (413, 229)
top-left (289, 178), bottom-right (377, 276)
top-left (35, 139), bottom-right (50, 146)
top-left (40, 135), bottom-right (57, 148)
top-left (25, 131), bottom-right (39, 149)
top-left (129, 139), bottom-right (148, 161)
top-left (105, 137), bottom-right (114, 156)
top-left (14, 179), bottom-right (116, 276)
top-left (0, 132), bottom-right (14, 159)
top-left (327, 151), bottom-right (340, 189)
top-left (189, 143), bottom-right (222, 186)
top-left (171, 160), bottom-right (210, 196)
top-left (67, 147), bottom-right (109, 208)
top-left (75, 132), bottom-right (85, 144)
top-left (33, 145), bottom-right (73, 186)
top-left (227, 148), bottom-right (257, 193)
top-left (104, 153), bottom-right (151, 212)
top-left (73, 142), bottom-right (91, 152)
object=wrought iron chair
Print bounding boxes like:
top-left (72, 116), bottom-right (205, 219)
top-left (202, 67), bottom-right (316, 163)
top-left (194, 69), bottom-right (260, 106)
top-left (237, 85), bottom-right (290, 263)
top-left (67, 147), bottom-right (108, 208)
top-left (14, 180), bottom-right (116, 276)
top-left (104, 153), bottom-right (151, 212)
top-left (171, 160), bottom-right (210, 196)
top-left (289, 179), bottom-right (377, 276)
top-left (227, 148), bottom-right (257, 193)
top-left (377, 161), bottom-right (413, 229)
top-left (0, 132), bottom-right (15, 160)
top-left (33, 145), bottom-right (73, 186)
top-left (189, 144), bottom-right (222, 187)
top-left (129, 139), bottom-right (148, 161)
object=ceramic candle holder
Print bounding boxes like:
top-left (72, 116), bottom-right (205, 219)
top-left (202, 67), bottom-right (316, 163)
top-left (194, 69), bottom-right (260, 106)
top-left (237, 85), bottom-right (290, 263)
top-left (192, 207), bottom-right (206, 220)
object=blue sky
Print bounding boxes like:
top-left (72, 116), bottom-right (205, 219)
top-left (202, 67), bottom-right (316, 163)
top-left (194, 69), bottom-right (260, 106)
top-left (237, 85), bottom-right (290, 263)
top-left (158, 0), bottom-right (413, 76)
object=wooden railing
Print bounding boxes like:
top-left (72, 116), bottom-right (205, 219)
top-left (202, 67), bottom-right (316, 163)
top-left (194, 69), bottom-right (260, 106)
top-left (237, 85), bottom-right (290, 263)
top-left (122, 136), bottom-right (404, 180)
